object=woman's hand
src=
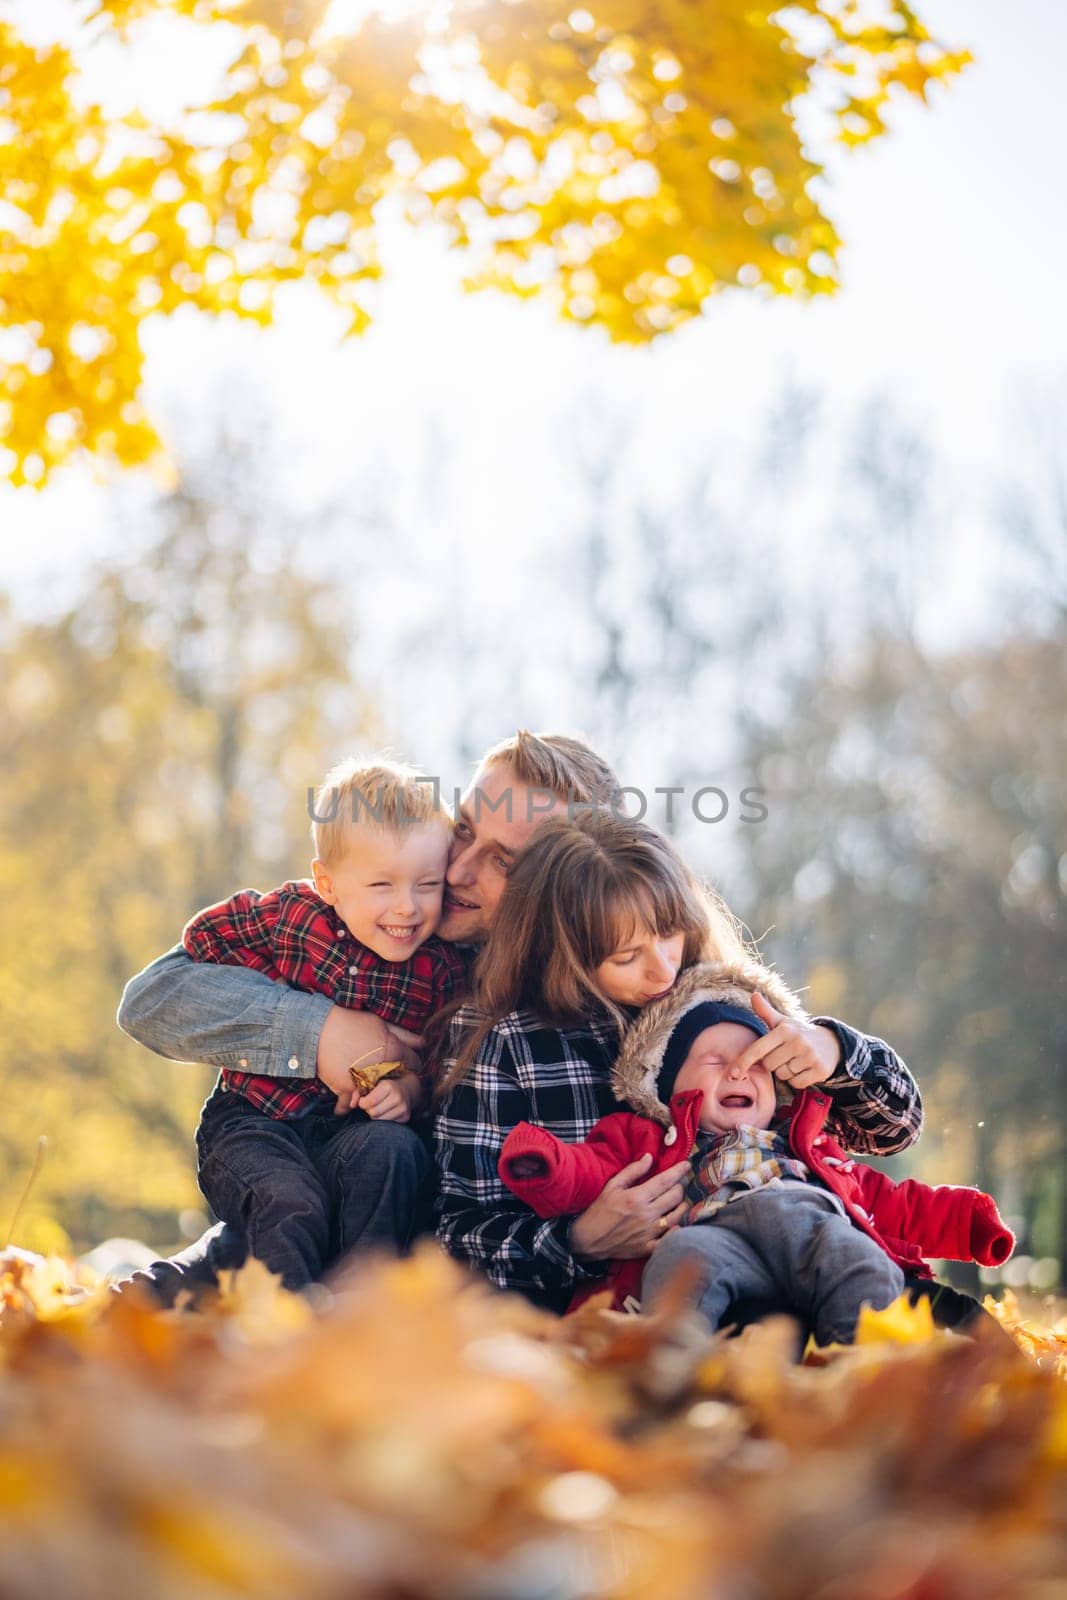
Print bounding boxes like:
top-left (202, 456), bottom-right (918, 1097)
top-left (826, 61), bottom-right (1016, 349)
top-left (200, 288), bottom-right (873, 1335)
top-left (569, 1155), bottom-right (691, 1260)
top-left (355, 1070), bottom-right (424, 1123)
top-left (737, 992), bottom-right (842, 1090)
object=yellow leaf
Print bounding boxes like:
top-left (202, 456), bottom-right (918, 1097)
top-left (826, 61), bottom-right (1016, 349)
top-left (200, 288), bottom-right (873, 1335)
top-left (854, 1292), bottom-right (938, 1347)
top-left (0, 1248), bottom-right (111, 1327)
top-left (1042, 1386), bottom-right (1067, 1465)
top-left (217, 1256), bottom-right (314, 1343)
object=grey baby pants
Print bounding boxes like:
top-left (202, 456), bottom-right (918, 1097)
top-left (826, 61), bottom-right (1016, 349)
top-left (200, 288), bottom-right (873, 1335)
top-left (640, 1183), bottom-right (906, 1346)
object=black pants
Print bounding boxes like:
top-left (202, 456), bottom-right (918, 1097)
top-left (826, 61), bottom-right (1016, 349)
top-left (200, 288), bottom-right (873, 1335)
top-left (126, 1088), bottom-right (433, 1302)
top-left (901, 1273), bottom-right (987, 1331)
top-left (197, 1086), bottom-right (433, 1289)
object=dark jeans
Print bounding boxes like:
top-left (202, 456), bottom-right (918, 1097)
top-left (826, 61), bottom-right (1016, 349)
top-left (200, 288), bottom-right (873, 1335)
top-left (125, 1087), bottom-right (432, 1303)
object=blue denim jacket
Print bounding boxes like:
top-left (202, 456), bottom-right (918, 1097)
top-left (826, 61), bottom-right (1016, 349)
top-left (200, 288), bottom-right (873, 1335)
top-left (117, 945), bottom-right (329, 1080)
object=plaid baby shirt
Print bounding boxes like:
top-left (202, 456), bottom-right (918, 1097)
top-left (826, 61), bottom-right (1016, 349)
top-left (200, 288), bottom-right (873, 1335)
top-left (683, 1124), bottom-right (810, 1225)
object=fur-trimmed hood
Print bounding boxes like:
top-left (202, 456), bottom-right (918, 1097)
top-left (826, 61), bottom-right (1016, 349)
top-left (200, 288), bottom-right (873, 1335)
top-left (613, 958), bottom-right (809, 1125)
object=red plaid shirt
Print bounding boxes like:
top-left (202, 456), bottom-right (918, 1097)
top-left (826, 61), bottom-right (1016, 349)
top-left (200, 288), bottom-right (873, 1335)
top-left (183, 880), bottom-right (469, 1119)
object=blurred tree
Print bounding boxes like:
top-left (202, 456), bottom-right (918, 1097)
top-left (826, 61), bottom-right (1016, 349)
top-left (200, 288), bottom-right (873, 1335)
top-left (737, 623), bottom-right (1067, 1286)
top-left (1, 0), bottom-right (969, 482)
top-left (551, 406), bottom-right (745, 789)
top-left (541, 380), bottom-right (819, 857)
top-left (0, 404), bottom-right (364, 1253)
top-left (999, 380), bottom-right (1067, 630)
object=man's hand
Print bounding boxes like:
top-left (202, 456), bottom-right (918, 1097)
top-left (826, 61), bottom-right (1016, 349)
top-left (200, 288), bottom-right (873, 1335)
top-left (355, 1070), bottom-right (424, 1124)
top-left (737, 992), bottom-right (842, 1090)
top-left (569, 1154), bottom-right (691, 1260)
top-left (316, 1007), bottom-right (421, 1115)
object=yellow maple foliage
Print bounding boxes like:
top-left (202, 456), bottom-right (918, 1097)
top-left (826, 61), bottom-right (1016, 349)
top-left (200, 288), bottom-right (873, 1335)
top-left (1, 0), bottom-right (969, 483)
top-left (0, 1247), bottom-right (112, 1328)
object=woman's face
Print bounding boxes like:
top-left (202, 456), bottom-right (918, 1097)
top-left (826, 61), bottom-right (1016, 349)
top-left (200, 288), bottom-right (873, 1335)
top-left (594, 924), bottom-right (686, 1007)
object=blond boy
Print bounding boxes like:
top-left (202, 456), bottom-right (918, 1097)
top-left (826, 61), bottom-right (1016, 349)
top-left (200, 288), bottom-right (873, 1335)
top-left (183, 758), bottom-right (467, 1289)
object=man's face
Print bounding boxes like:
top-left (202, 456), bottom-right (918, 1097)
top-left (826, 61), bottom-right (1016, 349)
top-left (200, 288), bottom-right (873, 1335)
top-left (438, 761), bottom-right (568, 944)
top-left (672, 1022), bottom-right (776, 1135)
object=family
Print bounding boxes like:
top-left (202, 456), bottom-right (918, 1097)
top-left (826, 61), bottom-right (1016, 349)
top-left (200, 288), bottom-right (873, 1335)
top-left (117, 730), bottom-right (1012, 1339)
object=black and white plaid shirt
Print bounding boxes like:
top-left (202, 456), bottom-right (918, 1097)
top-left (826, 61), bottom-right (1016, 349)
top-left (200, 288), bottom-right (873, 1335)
top-left (433, 1008), bottom-right (923, 1313)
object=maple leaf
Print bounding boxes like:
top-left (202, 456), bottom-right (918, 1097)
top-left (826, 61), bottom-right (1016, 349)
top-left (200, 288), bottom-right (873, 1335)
top-left (984, 1289), bottom-right (1067, 1370)
top-left (0, 1247), bottom-right (111, 1328)
top-left (854, 1292), bottom-right (938, 1346)
top-left (216, 1255), bottom-right (314, 1342)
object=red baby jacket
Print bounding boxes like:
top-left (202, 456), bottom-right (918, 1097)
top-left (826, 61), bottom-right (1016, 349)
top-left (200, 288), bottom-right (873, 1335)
top-left (499, 1087), bottom-right (1014, 1313)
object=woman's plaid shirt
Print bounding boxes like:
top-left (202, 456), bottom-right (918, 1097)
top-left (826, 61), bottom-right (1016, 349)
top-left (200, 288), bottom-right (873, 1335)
top-left (183, 881), bottom-right (468, 1119)
top-left (433, 1009), bottom-right (923, 1313)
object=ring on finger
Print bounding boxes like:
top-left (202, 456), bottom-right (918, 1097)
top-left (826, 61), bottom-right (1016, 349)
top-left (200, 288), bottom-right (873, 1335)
top-left (657, 1215), bottom-right (670, 1235)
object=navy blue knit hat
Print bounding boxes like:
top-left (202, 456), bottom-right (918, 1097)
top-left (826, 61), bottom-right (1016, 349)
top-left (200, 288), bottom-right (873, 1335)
top-left (657, 1001), bottom-right (768, 1103)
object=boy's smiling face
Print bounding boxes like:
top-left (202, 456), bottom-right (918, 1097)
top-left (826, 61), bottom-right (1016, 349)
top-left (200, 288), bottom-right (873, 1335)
top-left (672, 1020), bottom-right (776, 1135)
top-left (312, 820), bottom-right (451, 961)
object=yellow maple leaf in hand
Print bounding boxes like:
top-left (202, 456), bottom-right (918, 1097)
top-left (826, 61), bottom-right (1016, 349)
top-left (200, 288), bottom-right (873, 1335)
top-left (855, 1293), bottom-right (937, 1347)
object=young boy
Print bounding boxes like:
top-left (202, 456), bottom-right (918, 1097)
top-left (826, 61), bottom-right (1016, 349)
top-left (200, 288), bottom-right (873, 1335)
top-left (183, 757), bottom-right (468, 1290)
top-left (500, 963), bottom-right (1013, 1344)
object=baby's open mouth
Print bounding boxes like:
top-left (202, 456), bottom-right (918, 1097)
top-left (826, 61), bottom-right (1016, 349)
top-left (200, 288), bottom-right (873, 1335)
top-left (720, 1092), bottom-right (754, 1108)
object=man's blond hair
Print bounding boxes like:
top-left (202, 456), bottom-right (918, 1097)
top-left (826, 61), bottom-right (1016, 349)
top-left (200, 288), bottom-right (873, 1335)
top-left (311, 756), bottom-right (450, 863)
top-left (481, 730), bottom-right (618, 805)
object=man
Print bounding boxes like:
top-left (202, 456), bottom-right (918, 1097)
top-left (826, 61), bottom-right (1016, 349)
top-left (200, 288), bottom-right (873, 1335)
top-left (118, 731), bottom-right (694, 1296)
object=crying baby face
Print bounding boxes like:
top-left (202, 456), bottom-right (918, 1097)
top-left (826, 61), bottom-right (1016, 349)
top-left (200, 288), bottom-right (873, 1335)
top-left (671, 1021), bottom-right (777, 1136)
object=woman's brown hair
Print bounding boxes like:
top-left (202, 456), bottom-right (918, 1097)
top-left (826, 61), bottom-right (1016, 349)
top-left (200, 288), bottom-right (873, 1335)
top-left (437, 810), bottom-right (750, 1096)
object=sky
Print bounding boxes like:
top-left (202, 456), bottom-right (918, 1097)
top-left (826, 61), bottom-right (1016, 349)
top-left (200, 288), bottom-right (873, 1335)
top-left (2, 0), bottom-right (1065, 641)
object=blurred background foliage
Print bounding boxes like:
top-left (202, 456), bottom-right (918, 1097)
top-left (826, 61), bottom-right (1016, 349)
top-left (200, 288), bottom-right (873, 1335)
top-left (0, 406), bottom-right (376, 1252)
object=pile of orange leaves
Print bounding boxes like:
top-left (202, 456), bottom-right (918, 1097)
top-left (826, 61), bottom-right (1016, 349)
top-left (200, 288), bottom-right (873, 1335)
top-left (1, 1245), bottom-right (1065, 1599)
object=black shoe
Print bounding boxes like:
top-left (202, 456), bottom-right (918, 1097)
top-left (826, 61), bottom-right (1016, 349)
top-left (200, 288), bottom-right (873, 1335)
top-left (117, 1221), bottom-right (249, 1309)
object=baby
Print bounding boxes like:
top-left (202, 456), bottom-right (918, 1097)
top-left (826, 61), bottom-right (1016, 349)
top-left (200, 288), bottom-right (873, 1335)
top-left (182, 757), bottom-right (468, 1289)
top-left (500, 963), bottom-right (1013, 1344)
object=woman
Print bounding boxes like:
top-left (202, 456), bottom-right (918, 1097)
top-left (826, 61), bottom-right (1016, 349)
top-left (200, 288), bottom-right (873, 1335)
top-left (433, 810), bottom-right (925, 1317)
